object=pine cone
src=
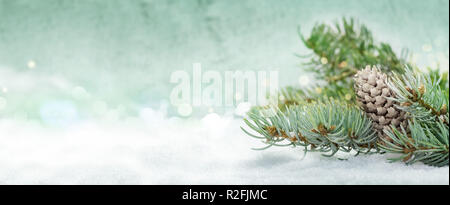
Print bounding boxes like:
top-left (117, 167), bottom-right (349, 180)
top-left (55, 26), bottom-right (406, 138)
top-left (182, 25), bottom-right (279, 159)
top-left (354, 65), bottom-right (408, 142)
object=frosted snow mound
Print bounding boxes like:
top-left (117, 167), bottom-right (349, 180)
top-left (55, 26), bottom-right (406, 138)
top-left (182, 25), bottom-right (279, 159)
top-left (0, 113), bottom-right (448, 185)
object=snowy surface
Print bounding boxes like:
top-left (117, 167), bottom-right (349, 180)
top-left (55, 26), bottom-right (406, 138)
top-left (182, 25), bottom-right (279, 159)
top-left (0, 111), bottom-right (448, 185)
top-left (0, 1), bottom-right (448, 185)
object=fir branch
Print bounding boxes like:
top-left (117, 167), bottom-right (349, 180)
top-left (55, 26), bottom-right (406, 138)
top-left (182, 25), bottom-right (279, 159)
top-left (427, 67), bottom-right (449, 91)
top-left (242, 100), bottom-right (378, 157)
top-left (387, 66), bottom-right (449, 126)
top-left (278, 85), bottom-right (355, 110)
top-left (381, 65), bottom-right (449, 166)
top-left (326, 67), bottom-right (359, 83)
top-left (380, 119), bottom-right (449, 167)
top-left (243, 18), bottom-right (449, 167)
top-left (286, 17), bottom-right (410, 104)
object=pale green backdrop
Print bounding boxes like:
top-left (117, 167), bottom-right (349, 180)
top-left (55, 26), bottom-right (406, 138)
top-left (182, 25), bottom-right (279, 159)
top-left (0, 0), bottom-right (448, 122)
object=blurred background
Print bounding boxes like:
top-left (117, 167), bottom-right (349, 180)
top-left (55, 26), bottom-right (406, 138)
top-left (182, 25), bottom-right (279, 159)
top-left (0, 0), bottom-right (448, 125)
top-left (0, 0), bottom-right (449, 185)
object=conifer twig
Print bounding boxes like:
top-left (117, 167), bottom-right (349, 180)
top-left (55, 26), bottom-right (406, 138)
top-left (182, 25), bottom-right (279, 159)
top-left (242, 100), bottom-right (379, 157)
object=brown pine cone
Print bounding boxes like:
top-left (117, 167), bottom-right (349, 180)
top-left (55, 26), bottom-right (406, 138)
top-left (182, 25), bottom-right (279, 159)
top-left (354, 65), bottom-right (408, 142)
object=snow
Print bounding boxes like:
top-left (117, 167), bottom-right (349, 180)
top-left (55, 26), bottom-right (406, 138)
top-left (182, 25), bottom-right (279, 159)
top-left (0, 111), bottom-right (448, 185)
top-left (0, 0), bottom-right (448, 185)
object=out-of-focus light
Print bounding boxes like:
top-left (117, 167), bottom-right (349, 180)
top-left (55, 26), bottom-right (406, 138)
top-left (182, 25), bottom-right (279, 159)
top-left (298, 75), bottom-right (310, 87)
top-left (202, 113), bottom-right (222, 127)
top-left (139, 107), bottom-right (166, 125)
top-left (235, 102), bottom-right (251, 117)
top-left (177, 103), bottom-right (192, 117)
top-left (320, 57), bottom-right (328, 64)
top-left (201, 113), bottom-right (230, 136)
top-left (315, 87), bottom-right (322, 94)
top-left (27, 60), bottom-right (36, 69)
top-left (1, 87), bottom-right (7, 93)
top-left (140, 107), bottom-right (156, 121)
top-left (345, 94), bottom-right (352, 101)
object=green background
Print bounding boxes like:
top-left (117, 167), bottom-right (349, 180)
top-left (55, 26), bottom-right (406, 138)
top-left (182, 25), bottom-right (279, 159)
top-left (0, 0), bottom-right (448, 123)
